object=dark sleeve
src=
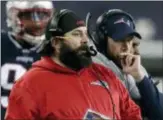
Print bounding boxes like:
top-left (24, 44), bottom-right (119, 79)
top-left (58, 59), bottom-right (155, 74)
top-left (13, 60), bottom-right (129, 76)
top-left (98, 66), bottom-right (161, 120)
top-left (136, 76), bottom-right (163, 120)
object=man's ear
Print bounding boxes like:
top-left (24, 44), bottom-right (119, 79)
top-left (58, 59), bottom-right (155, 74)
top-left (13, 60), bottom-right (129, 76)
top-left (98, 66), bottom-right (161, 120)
top-left (51, 36), bottom-right (71, 49)
top-left (51, 37), bottom-right (62, 53)
top-left (52, 36), bottom-right (66, 46)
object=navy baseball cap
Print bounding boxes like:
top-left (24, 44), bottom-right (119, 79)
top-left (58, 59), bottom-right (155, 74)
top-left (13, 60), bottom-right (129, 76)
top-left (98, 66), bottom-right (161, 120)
top-left (104, 14), bottom-right (142, 41)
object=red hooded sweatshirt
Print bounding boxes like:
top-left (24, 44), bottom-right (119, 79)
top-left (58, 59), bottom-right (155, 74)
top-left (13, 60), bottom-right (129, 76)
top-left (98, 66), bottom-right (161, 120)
top-left (5, 57), bottom-right (141, 120)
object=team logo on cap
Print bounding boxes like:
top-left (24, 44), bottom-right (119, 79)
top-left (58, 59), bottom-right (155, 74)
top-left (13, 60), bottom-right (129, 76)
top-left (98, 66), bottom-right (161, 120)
top-left (114, 18), bottom-right (131, 26)
top-left (76, 20), bottom-right (85, 26)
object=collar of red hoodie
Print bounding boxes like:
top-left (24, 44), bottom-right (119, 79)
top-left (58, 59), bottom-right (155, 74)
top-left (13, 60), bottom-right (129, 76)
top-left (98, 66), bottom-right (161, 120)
top-left (32, 56), bottom-right (93, 75)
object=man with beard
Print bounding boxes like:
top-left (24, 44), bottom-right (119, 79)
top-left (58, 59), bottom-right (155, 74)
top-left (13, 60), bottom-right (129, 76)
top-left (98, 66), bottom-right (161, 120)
top-left (89, 9), bottom-right (163, 120)
top-left (5, 9), bottom-right (141, 120)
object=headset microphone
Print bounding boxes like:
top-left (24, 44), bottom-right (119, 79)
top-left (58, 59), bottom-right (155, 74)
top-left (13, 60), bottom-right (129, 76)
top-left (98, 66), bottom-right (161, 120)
top-left (88, 46), bottom-right (97, 56)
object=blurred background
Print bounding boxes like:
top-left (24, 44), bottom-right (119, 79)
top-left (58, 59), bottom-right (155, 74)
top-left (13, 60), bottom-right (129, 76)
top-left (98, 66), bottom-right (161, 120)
top-left (1, 1), bottom-right (163, 92)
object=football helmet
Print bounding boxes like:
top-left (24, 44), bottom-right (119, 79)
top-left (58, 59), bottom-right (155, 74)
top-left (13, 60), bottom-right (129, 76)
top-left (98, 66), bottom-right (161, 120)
top-left (6, 1), bottom-right (54, 45)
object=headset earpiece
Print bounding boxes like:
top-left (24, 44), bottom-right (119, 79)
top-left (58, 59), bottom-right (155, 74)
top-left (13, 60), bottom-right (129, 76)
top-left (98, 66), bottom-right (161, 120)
top-left (45, 9), bottom-right (74, 41)
top-left (95, 12), bottom-right (108, 44)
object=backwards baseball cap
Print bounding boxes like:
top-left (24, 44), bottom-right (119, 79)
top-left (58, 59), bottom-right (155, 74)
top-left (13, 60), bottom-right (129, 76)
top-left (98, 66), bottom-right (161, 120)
top-left (39, 9), bottom-right (86, 54)
top-left (45, 9), bottom-right (85, 41)
top-left (58, 11), bottom-right (85, 34)
top-left (99, 12), bottom-right (142, 41)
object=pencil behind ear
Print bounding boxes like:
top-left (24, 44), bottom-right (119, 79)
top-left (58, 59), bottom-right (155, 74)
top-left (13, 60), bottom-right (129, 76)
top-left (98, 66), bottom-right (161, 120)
top-left (55, 36), bottom-right (71, 41)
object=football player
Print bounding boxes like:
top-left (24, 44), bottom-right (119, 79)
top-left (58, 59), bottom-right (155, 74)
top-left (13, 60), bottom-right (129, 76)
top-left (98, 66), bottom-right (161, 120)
top-left (1, 1), bottom-right (54, 119)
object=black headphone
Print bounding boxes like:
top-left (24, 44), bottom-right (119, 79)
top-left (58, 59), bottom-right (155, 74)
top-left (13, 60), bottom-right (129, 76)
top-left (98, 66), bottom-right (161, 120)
top-left (94, 9), bottom-right (135, 53)
top-left (45, 9), bottom-right (75, 41)
top-left (37, 9), bottom-right (75, 54)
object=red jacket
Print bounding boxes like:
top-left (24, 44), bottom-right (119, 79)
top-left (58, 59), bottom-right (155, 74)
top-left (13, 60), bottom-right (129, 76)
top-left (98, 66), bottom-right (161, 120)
top-left (5, 57), bottom-right (141, 120)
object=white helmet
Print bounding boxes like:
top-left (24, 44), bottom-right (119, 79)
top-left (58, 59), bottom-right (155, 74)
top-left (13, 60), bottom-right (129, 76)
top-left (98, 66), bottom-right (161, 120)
top-left (6, 1), bottom-right (54, 45)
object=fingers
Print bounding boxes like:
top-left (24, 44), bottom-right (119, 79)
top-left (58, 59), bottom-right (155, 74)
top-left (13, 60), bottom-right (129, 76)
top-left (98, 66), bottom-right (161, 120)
top-left (120, 53), bottom-right (134, 67)
top-left (120, 53), bottom-right (140, 65)
top-left (120, 52), bottom-right (140, 73)
top-left (120, 53), bottom-right (143, 80)
top-left (126, 55), bottom-right (134, 66)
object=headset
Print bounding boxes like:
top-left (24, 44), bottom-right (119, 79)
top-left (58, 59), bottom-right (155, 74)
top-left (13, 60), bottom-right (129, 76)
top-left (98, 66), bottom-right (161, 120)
top-left (45, 9), bottom-right (75, 41)
top-left (94, 9), bottom-right (135, 53)
top-left (37, 9), bottom-right (75, 54)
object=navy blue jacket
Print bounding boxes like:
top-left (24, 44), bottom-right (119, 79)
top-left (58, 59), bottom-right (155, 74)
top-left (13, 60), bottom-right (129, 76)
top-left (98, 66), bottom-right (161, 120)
top-left (137, 76), bottom-right (163, 120)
